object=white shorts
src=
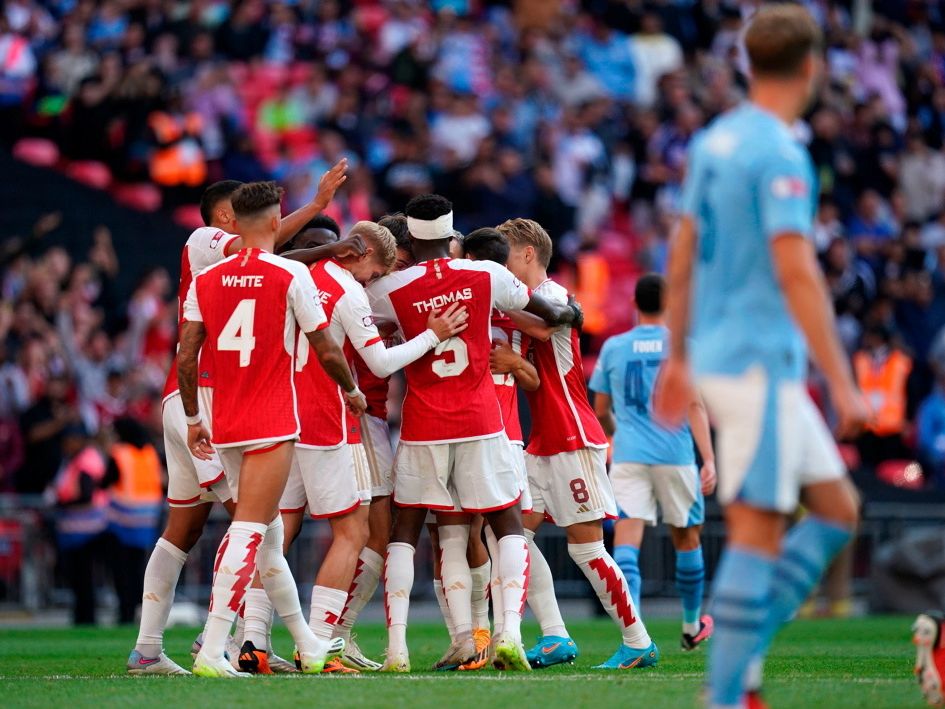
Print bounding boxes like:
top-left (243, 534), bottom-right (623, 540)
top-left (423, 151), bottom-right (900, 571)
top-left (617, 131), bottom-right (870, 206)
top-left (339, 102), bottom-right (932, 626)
top-left (217, 438), bottom-right (295, 503)
top-left (361, 414), bottom-right (394, 498)
top-left (611, 462), bottom-right (703, 528)
top-left (279, 444), bottom-right (371, 518)
top-left (393, 433), bottom-right (522, 513)
top-left (511, 442), bottom-right (533, 514)
top-left (526, 447), bottom-right (617, 527)
top-left (698, 365), bottom-right (846, 514)
top-left (163, 390), bottom-right (230, 507)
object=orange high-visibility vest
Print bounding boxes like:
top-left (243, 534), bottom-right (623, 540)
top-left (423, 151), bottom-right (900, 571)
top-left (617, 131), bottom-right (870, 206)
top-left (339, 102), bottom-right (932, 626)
top-left (109, 442), bottom-right (163, 507)
top-left (853, 349), bottom-right (912, 436)
top-left (149, 112), bottom-right (207, 186)
top-left (574, 252), bottom-right (609, 335)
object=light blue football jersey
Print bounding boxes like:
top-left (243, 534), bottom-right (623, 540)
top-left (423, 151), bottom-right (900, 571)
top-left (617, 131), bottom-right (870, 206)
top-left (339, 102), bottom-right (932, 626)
top-left (681, 103), bottom-right (815, 382)
top-left (590, 324), bottom-right (695, 465)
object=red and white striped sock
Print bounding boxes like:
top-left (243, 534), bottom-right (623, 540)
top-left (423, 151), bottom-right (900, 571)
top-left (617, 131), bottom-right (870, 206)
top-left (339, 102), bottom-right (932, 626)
top-left (385, 543), bottom-right (415, 655)
top-left (568, 541), bottom-right (650, 648)
top-left (309, 586), bottom-right (348, 641)
top-left (335, 548), bottom-right (383, 642)
top-left (202, 521), bottom-right (266, 661)
top-left (497, 534), bottom-right (529, 642)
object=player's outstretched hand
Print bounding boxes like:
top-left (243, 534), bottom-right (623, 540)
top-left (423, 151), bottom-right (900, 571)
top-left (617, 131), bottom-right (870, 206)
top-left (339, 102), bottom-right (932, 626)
top-left (653, 356), bottom-right (692, 428)
top-left (490, 339), bottom-right (518, 374)
top-left (833, 383), bottom-right (870, 441)
top-left (566, 294), bottom-right (585, 331)
top-left (700, 460), bottom-right (717, 495)
top-left (313, 158), bottom-right (348, 211)
top-left (187, 422), bottom-right (214, 461)
top-left (345, 390), bottom-right (368, 417)
top-left (427, 302), bottom-right (469, 341)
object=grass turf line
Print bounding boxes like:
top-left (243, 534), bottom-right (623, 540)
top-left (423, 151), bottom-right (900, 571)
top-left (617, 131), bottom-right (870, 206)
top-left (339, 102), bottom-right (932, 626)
top-left (0, 616), bottom-right (917, 708)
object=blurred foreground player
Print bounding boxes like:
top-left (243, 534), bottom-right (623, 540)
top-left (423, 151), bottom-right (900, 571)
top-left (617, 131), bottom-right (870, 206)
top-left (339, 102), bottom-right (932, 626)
top-left (179, 181), bottom-right (367, 677)
top-left (657, 7), bottom-right (866, 707)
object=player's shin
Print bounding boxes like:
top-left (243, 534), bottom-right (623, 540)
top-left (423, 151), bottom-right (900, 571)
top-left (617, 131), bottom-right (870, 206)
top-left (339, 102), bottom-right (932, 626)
top-left (385, 542), bottom-right (415, 654)
top-left (255, 517), bottom-right (321, 655)
top-left (484, 526), bottom-right (504, 634)
top-left (568, 541), bottom-right (651, 648)
top-left (202, 522), bottom-right (266, 661)
top-left (524, 529), bottom-right (568, 637)
top-left (439, 524), bottom-right (475, 639)
top-left (470, 559), bottom-right (492, 632)
top-left (135, 538), bottom-right (188, 658)
top-left (614, 544), bottom-right (642, 611)
top-left (708, 547), bottom-right (775, 707)
top-left (242, 586), bottom-right (273, 651)
top-left (497, 534), bottom-right (529, 641)
top-left (309, 586), bottom-right (348, 640)
top-left (675, 546), bottom-right (705, 635)
top-left (335, 547), bottom-right (383, 642)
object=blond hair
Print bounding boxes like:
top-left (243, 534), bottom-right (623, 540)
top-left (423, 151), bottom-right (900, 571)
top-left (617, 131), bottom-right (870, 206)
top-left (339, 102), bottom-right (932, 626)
top-left (496, 218), bottom-right (553, 268)
top-left (744, 5), bottom-right (822, 79)
top-left (349, 221), bottom-right (397, 271)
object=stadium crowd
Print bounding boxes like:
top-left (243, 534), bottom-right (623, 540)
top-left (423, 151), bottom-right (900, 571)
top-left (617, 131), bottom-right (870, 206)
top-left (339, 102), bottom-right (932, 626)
top-left (6, 0), bottom-right (945, 495)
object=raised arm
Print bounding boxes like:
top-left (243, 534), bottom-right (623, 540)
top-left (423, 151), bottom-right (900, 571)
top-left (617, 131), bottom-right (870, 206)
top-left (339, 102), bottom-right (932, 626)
top-left (771, 235), bottom-right (867, 438)
top-left (522, 292), bottom-right (583, 330)
top-left (280, 235), bottom-right (365, 266)
top-left (505, 309), bottom-right (558, 342)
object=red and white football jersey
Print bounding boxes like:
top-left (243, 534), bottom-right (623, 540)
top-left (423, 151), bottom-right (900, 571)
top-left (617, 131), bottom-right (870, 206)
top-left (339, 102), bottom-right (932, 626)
top-left (369, 258), bottom-right (530, 444)
top-left (183, 248), bottom-right (327, 447)
top-left (297, 259), bottom-right (439, 448)
top-left (162, 226), bottom-right (240, 401)
top-left (491, 310), bottom-right (530, 445)
top-left (524, 279), bottom-right (607, 456)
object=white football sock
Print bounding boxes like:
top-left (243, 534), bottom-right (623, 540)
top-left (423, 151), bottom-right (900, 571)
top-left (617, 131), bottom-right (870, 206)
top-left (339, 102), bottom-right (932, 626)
top-left (135, 537), bottom-right (187, 658)
top-left (525, 529), bottom-right (568, 637)
top-left (234, 612), bottom-right (245, 646)
top-left (484, 526), bottom-right (504, 634)
top-left (469, 560), bottom-right (492, 632)
top-left (242, 587), bottom-right (272, 650)
top-left (438, 524), bottom-right (473, 638)
top-left (433, 579), bottom-right (456, 643)
top-left (202, 521), bottom-right (266, 661)
top-left (385, 542), bottom-right (415, 655)
top-left (568, 541), bottom-right (650, 648)
top-left (335, 547), bottom-right (383, 642)
top-left (497, 534), bottom-right (529, 641)
top-left (256, 517), bottom-right (321, 655)
top-left (309, 586), bottom-right (348, 641)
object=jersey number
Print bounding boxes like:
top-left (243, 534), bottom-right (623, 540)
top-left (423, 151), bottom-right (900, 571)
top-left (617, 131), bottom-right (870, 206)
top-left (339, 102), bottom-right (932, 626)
top-left (493, 331), bottom-right (523, 387)
top-left (624, 360), bottom-right (662, 415)
top-left (432, 337), bottom-right (469, 378)
top-left (217, 299), bottom-right (256, 367)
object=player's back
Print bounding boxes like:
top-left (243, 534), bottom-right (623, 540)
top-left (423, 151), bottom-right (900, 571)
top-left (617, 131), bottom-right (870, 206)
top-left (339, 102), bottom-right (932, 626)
top-left (370, 258), bottom-right (526, 443)
top-left (192, 248), bottom-right (309, 446)
top-left (525, 279), bottom-right (607, 456)
top-left (596, 325), bottom-right (694, 466)
top-left (685, 103), bottom-right (812, 381)
top-left (492, 310), bottom-right (529, 445)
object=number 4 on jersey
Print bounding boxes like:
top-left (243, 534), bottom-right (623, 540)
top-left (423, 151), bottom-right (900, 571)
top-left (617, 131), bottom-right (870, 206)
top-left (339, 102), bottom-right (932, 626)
top-left (217, 299), bottom-right (257, 367)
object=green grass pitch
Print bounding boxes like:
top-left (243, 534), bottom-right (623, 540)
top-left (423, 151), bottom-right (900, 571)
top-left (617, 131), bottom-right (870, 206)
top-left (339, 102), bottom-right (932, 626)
top-left (0, 616), bottom-right (918, 708)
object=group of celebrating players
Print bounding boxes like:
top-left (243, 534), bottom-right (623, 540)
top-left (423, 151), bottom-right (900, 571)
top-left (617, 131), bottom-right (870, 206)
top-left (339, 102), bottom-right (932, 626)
top-left (125, 151), bottom-right (709, 678)
top-left (121, 6), bottom-right (889, 709)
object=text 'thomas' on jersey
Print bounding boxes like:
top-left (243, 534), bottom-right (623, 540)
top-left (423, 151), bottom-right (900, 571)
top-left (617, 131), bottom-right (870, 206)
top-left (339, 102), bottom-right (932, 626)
top-left (368, 258), bottom-right (530, 444)
top-left (183, 248), bottom-right (327, 447)
top-left (525, 279), bottom-right (608, 456)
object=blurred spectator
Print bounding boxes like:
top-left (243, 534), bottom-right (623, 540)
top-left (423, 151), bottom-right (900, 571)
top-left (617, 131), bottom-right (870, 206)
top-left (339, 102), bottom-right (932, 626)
top-left (630, 10), bottom-right (683, 108)
top-left (45, 424), bottom-right (107, 625)
top-left (16, 372), bottom-right (77, 495)
top-left (854, 325), bottom-right (913, 466)
top-left (917, 370), bottom-right (945, 488)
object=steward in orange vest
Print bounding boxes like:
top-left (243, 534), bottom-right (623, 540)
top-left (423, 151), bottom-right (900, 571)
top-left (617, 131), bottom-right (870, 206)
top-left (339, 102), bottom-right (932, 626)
top-left (853, 327), bottom-right (912, 437)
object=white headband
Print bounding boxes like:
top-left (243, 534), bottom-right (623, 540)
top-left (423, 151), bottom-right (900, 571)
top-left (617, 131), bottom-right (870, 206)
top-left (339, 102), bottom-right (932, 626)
top-left (407, 212), bottom-right (454, 241)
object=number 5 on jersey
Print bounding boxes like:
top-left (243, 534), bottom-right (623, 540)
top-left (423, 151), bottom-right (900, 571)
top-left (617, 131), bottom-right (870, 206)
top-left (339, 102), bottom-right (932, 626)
top-left (432, 337), bottom-right (469, 378)
top-left (218, 299), bottom-right (257, 367)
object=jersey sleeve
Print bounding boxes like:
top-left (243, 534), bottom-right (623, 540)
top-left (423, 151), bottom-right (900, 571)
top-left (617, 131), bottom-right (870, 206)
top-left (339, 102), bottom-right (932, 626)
top-left (288, 270), bottom-right (328, 333)
top-left (758, 145), bottom-right (815, 240)
top-left (340, 286), bottom-right (439, 378)
top-left (588, 339), bottom-right (612, 394)
top-left (487, 262), bottom-right (530, 311)
top-left (182, 277), bottom-right (202, 322)
top-left (189, 228), bottom-right (240, 271)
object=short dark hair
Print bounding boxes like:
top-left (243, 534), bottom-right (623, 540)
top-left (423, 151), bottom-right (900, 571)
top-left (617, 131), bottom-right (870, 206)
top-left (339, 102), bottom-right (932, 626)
top-left (378, 214), bottom-right (411, 252)
top-left (231, 181), bottom-right (283, 219)
top-left (635, 273), bottom-right (665, 315)
top-left (405, 193), bottom-right (452, 221)
top-left (463, 228), bottom-right (510, 265)
top-left (744, 5), bottom-right (822, 78)
top-left (300, 214), bottom-right (341, 237)
top-left (199, 180), bottom-right (242, 226)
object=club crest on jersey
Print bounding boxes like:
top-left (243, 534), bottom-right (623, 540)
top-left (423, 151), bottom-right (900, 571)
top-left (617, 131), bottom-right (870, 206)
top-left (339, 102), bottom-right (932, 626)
top-left (770, 176), bottom-right (808, 199)
top-left (412, 288), bottom-right (473, 313)
top-left (209, 230), bottom-right (225, 248)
